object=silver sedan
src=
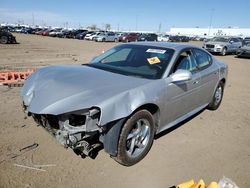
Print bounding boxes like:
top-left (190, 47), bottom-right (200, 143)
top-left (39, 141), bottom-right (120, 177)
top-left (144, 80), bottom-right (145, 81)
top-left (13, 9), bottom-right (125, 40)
top-left (21, 42), bottom-right (228, 166)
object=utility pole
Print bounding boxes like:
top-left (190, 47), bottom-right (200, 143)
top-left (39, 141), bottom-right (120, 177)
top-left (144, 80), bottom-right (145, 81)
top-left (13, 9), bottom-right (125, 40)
top-left (32, 13), bottom-right (34, 26)
top-left (208, 9), bottom-right (214, 37)
top-left (158, 23), bottom-right (162, 34)
top-left (135, 15), bottom-right (138, 31)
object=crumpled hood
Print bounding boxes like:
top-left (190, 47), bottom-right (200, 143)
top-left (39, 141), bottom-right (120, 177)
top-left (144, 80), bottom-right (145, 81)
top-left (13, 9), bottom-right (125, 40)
top-left (21, 65), bottom-right (151, 118)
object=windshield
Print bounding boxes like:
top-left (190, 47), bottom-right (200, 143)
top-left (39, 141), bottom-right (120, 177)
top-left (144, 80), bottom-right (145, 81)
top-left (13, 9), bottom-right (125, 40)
top-left (87, 44), bottom-right (174, 79)
top-left (211, 37), bottom-right (229, 42)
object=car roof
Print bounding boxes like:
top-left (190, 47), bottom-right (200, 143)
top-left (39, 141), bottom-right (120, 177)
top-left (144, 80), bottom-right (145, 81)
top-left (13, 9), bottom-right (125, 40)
top-left (126, 42), bottom-right (200, 51)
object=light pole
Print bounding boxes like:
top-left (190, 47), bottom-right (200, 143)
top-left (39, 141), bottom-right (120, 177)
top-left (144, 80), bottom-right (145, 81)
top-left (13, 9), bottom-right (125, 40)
top-left (208, 9), bottom-right (214, 37)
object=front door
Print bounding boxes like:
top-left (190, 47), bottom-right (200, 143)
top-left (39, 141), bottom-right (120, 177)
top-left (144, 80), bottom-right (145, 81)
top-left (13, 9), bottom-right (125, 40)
top-left (160, 49), bottom-right (201, 131)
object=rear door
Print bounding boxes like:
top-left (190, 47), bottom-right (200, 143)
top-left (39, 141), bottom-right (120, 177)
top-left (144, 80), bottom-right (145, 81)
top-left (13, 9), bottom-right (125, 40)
top-left (192, 48), bottom-right (219, 105)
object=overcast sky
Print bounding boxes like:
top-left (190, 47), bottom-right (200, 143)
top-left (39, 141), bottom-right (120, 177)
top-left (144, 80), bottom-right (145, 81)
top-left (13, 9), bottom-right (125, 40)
top-left (1, 0), bottom-right (250, 31)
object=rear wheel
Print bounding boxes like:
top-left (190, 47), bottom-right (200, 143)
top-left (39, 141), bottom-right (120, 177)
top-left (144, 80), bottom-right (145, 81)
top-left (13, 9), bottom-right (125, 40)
top-left (114, 110), bottom-right (155, 166)
top-left (207, 81), bottom-right (224, 110)
top-left (0, 36), bottom-right (8, 44)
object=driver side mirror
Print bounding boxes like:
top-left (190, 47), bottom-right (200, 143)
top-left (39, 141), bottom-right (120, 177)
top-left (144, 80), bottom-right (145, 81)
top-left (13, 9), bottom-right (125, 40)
top-left (170, 69), bottom-right (192, 83)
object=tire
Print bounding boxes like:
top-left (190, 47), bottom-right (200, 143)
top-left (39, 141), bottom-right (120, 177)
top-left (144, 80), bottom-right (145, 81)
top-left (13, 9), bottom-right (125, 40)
top-left (207, 81), bottom-right (224, 110)
top-left (114, 110), bottom-right (155, 166)
top-left (0, 36), bottom-right (8, 44)
top-left (221, 47), bottom-right (227, 56)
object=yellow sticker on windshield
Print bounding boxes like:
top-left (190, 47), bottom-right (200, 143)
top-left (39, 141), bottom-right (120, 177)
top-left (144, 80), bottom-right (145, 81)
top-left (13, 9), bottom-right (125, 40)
top-left (147, 57), bottom-right (161, 64)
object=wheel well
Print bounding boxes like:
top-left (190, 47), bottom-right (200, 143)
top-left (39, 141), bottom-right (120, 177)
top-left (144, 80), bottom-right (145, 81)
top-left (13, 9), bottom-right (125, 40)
top-left (134, 103), bottom-right (160, 130)
top-left (220, 78), bottom-right (226, 85)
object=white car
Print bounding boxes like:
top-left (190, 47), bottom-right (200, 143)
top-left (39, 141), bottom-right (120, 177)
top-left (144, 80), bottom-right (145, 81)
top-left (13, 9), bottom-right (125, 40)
top-left (88, 32), bottom-right (103, 40)
top-left (158, 34), bottom-right (170, 42)
top-left (84, 32), bottom-right (95, 40)
top-left (95, 32), bottom-right (118, 42)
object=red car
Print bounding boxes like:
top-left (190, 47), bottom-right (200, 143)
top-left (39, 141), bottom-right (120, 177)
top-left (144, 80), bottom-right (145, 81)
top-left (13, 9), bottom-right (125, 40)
top-left (42, 30), bottom-right (52, 36)
top-left (120, 33), bottom-right (140, 42)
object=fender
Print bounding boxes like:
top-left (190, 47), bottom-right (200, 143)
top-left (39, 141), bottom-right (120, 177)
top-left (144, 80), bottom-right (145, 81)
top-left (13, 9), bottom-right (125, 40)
top-left (101, 118), bottom-right (125, 156)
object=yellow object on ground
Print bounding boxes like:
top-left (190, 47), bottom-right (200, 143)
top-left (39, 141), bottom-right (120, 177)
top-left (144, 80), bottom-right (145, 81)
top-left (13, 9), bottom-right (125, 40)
top-left (197, 179), bottom-right (205, 186)
top-left (189, 179), bottom-right (205, 188)
top-left (190, 183), bottom-right (199, 188)
top-left (177, 179), bottom-right (195, 188)
top-left (207, 182), bottom-right (218, 188)
top-left (177, 179), bottom-right (218, 188)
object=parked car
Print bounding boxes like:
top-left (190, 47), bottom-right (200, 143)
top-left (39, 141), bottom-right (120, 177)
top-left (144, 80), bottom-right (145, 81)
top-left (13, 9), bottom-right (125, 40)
top-left (203, 36), bottom-right (242, 55)
top-left (72, 29), bottom-right (88, 38)
top-left (61, 29), bottom-right (87, 39)
top-left (48, 28), bottom-right (63, 37)
top-left (118, 33), bottom-right (128, 42)
top-left (32, 28), bottom-right (43, 34)
top-left (120, 33), bottom-right (139, 42)
top-left (76, 31), bottom-right (92, 40)
top-left (56, 29), bottom-right (71, 38)
top-left (0, 29), bottom-right (17, 44)
top-left (158, 34), bottom-right (170, 42)
top-left (169, 35), bottom-right (190, 42)
top-left (84, 32), bottom-right (99, 40)
top-left (88, 32), bottom-right (104, 40)
top-left (235, 42), bottom-right (250, 58)
top-left (14, 27), bottom-right (24, 33)
top-left (42, 29), bottom-right (53, 36)
top-left (95, 32), bottom-right (118, 42)
top-left (35, 29), bottom-right (47, 35)
top-left (21, 42), bottom-right (228, 166)
top-left (138, 33), bottom-right (158, 41)
top-left (242, 37), bottom-right (250, 46)
top-left (25, 28), bottom-right (37, 34)
top-left (82, 31), bottom-right (94, 40)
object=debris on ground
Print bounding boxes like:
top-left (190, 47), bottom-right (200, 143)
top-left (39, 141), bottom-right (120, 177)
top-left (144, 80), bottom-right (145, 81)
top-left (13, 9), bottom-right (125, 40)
top-left (14, 162), bottom-right (56, 172)
top-left (14, 164), bottom-right (46, 172)
top-left (0, 70), bottom-right (34, 87)
top-left (6, 143), bottom-right (39, 159)
top-left (19, 143), bottom-right (39, 152)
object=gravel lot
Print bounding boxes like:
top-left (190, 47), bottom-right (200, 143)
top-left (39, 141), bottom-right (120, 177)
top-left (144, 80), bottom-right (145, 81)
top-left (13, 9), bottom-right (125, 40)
top-left (0, 34), bottom-right (249, 188)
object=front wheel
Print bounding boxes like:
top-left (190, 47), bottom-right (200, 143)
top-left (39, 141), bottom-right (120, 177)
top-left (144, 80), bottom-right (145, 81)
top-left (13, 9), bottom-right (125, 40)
top-left (0, 36), bottom-right (8, 44)
top-left (114, 110), bottom-right (155, 166)
top-left (207, 81), bottom-right (224, 110)
top-left (221, 47), bottom-right (227, 56)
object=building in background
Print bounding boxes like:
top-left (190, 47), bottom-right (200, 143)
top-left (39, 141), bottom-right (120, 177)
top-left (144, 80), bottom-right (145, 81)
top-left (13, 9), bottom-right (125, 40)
top-left (169, 27), bottom-right (250, 37)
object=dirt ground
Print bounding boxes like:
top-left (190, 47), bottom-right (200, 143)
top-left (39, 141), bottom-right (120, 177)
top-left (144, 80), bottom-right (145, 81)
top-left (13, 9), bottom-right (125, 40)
top-left (0, 34), bottom-right (249, 188)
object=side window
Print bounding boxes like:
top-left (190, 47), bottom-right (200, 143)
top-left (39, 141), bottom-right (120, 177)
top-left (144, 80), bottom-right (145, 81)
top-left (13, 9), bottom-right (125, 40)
top-left (193, 49), bottom-right (212, 69)
top-left (173, 50), bottom-right (198, 73)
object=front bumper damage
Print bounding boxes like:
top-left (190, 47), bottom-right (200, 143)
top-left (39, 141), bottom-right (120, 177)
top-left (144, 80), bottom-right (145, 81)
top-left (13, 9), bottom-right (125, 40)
top-left (24, 106), bottom-right (103, 157)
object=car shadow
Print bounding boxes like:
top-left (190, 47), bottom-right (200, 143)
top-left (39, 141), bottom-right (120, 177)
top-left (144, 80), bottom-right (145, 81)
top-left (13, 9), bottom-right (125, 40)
top-left (154, 109), bottom-right (205, 140)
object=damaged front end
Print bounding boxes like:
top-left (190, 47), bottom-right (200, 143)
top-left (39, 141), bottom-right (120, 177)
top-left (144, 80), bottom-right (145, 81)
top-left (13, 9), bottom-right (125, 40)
top-left (26, 107), bottom-right (103, 157)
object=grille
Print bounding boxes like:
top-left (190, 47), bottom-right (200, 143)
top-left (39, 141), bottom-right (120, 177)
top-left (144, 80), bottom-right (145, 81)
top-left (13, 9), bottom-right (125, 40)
top-left (206, 44), bottom-right (215, 48)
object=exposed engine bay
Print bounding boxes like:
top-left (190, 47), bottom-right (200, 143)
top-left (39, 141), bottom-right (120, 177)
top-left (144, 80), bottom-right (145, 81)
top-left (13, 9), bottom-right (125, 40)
top-left (25, 106), bottom-right (103, 157)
